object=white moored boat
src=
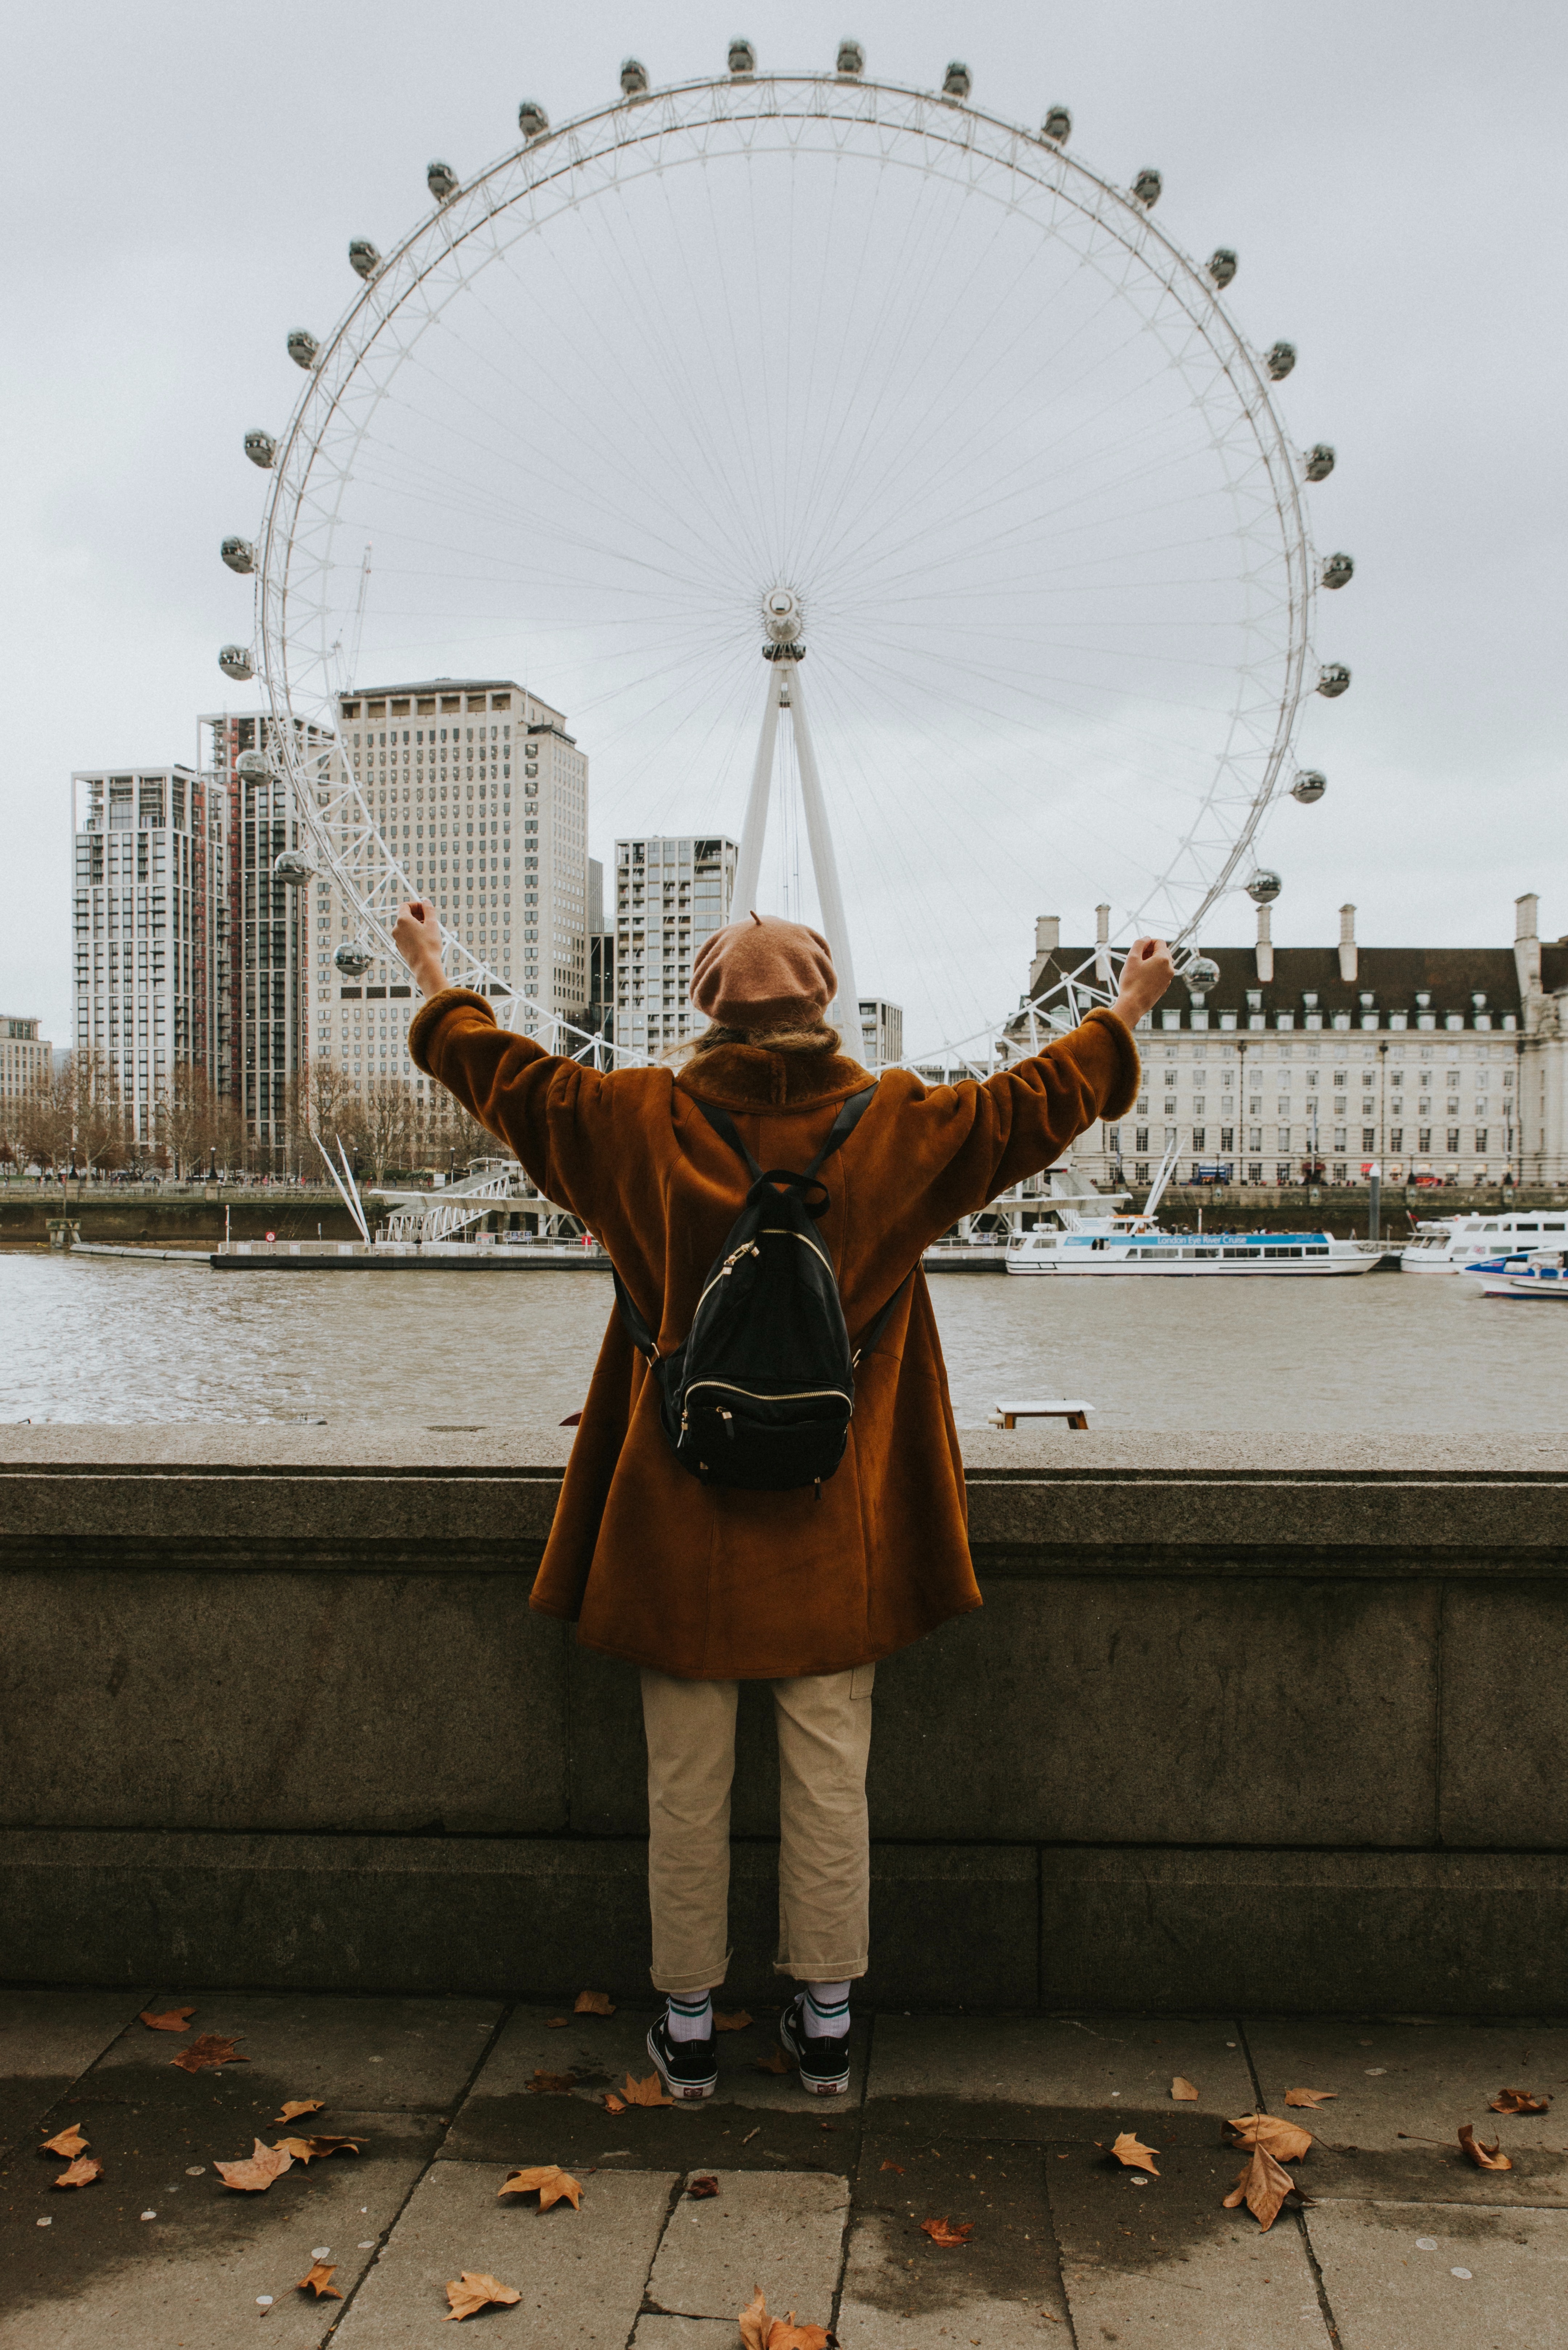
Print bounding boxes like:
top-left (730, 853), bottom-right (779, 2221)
top-left (1399, 1210), bottom-right (1568, 1273)
top-left (1005, 1141), bottom-right (1376, 1277)
top-left (1473, 1250), bottom-right (1568, 1301)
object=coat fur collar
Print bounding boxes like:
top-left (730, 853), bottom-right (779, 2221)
top-left (675, 1043), bottom-right (876, 1114)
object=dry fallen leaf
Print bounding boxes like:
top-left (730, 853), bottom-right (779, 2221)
top-left (1171, 2077), bottom-right (1199, 2102)
top-left (574, 1990), bottom-right (616, 2016)
top-left (527, 2069), bottom-right (578, 2097)
top-left (688, 2174), bottom-right (720, 2199)
top-left (171, 2034), bottom-right (246, 2074)
top-left (296, 2261), bottom-right (342, 2301)
top-left (269, 2100), bottom-right (326, 2127)
top-left (602, 2092), bottom-right (627, 2115)
top-left (1226, 2111), bottom-right (1313, 2162)
top-left (547, 2016), bottom-right (570, 2028)
top-left (1458, 2123), bottom-right (1513, 2171)
top-left (40, 2125), bottom-right (89, 2159)
top-left (53, 2156), bottom-right (102, 2188)
top-left (214, 2138), bottom-right (294, 2193)
top-left (498, 2164), bottom-right (583, 2211)
top-left (920, 2216), bottom-right (975, 2247)
top-left (1284, 2088), bottom-right (1339, 2109)
top-left (738, 2283), bottom-right (836, 2350)
top-left (756, 2047), bottom-right (794, 2075)
top-left (622, 2072), bottom-right (674, 2108)
top-left (715, 2009), bottom-right (754, 2032)
top-left (273, 2135), bottom-right (362, 2164)
top-left (1491, 2088), bottom-right (1551, 2115)
top-left (1222, 2144), bottom-right (1296, 2231)
top-left (1110, 2132), bottom-right (1161, 2175)
top-left (879, 2159), bottom-right (905, 2174)
top-left (444, 2271), bottom-right (522, 2322)
top-left (139, 2006), bottom-right (195, 2033)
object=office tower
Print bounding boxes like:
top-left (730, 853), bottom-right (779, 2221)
top-left (614, 837), bottom-right (737, 1053)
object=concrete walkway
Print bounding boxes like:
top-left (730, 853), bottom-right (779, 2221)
top-left (1, 1991), bottom-right (1564, 2347)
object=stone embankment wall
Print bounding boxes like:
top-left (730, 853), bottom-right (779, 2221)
top-left (1, 1427), bottom-right (1563, 2013)
top-left (0, 1194), bottom-right (361, 1245)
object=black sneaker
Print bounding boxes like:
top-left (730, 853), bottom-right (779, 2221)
top-left (778, 1990), bottom-right (851, 2096)
top-left (646, 2012), bottom-right (718, 2102)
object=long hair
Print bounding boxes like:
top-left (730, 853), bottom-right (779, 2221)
top-left (663, 1016), bottom-right (842, 1067)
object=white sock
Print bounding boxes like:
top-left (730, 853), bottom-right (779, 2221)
top-left (803, 1981), bottom-right (851, 2039)
top-left (666, 1992), bottom-right (712, 2043)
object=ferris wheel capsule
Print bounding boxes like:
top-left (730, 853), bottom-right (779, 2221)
top-left (1321, 552), bottom-right (1355, 590)
top-left (728, 39), bottom-right (756, 76)
top-left (1246, 869), bottom-right (1282, 906)
top-left (1132, 168), bottom-right (1162, 208)
top-left (1184, 954), bottom-right (1222, 991)
top-left (1304, 443), bottom-right (1336, 481)
top-left (1265, 341), bottom-right (1297, 381)
top-left (273, 849), bottom-right (315, 886)
top-left (1040, 104), bottom-right (1072, 143)
top-left (219, 645), bottom-right (254, 681)
top-left (836, 40), bottom-right (864, 76)
top-left (236, 750), bottom-right (270, 780)
top-left (221, 536), bottom-right (255, 574)
top-left (1208, 248), bottom-right (1238, 287)
top-left (427, 159), bottom-right (459, 200)
top-left (243, 430), bottom-right (277, 469)
top-left (942, 61), bottom-right (972, 99)
top-left (517, 98), bottom-right (549, 139)
top-left (1317, 663), bottom-right (1351, 698)
top-left (619, 57), bottom-right (649, 98)
top-left (1291, 769), bottom-right (1327, 804)
top-left (334, 943), bottom-right (372, 977)
top-left (349, 239), bottom-right (382, 281)
top-left (286, 329), bottom-right (319, 370)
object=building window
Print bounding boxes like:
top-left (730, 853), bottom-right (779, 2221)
top-left (1333, 1128), bottom-right (1347, 1151)
top-left (1134, 1126), bottom-right (1148, 1152)
top-left (1418, 1128), bottom-right (1432, 1152)
top-left (1362, 1127), bottom-right (1376, 1151)
top-left (1275, 1162), bottom-right (1291, 1184)
top-left (1447, 1128), bottom-right (1461, 1152)
top-left (1475, 1128), bottom-right (1488, 1152)
top-left (1134, 1161), bottom-right (1149, 1184)
top-left (1248, 1162), bottom-right (1263, 1185)
top-left (1191, 1127), bottom-right (1205, 1151)
top-left (1220, 1126), bottom-right (1234, 1151)
top-left (1248, 1127), bottom-right (1262, 1151)
top-left (1390, 1128), bottom-right (1404, 1151)
top-left (1332, 1162), bottom-right (1347, 1182)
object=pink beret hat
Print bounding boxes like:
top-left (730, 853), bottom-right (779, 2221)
top-left (689, 912), bottom-right (838, 1028)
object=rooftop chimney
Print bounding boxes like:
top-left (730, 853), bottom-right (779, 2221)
top-left (1255, 901), bottom-right (1274, 983)
top-left (1030, 914), bottom-right (1062, 997)
top-left (1338, 902), bottom-right (1357, 983)
top-left (1515, 891), bottom-right (1541, 999)
top-left (1095, 902), bottom-right (1111, 983)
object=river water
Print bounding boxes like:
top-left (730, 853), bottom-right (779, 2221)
top-left (2, 1254), bottom-right (1562, 1431)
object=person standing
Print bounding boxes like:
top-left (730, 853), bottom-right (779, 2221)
top-left (396, 900), bottom-right (1172, 2097)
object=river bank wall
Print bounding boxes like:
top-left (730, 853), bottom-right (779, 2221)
top-left (1, 1426), bottom-right (1563, 2013)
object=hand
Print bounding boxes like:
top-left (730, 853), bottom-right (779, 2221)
top-left (1111, 935), bottom-right (1176, 1029)
top-left (393, 899), bottom-right (447, 996)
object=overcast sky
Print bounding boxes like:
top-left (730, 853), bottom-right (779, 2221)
top-left (4, 0), bottom-right (1564, 1046)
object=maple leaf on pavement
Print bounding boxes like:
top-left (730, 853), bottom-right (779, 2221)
top-left (1170, 2077), bottom-right (1199, 2101)
top-left (273, 2135), bottom-right (361, 2163)
top-left (879, 2159), bottom-right (905, 2174)
top-left (39, 2126), bottom-right (89, 2159)
top-left (920, 2216), bottom-right (974, 2246)
top-left (1458, 2123), bottom-right (1512, 2171)
top-left (1110, 2132), bottom-right (1161, 2174)
top-left (1226, 2111), bottom-right (1313, 2162)
top-left (574, 1990), bottom-right (616, 2016)
top-left (715, 2009), bottom-right (753, 2032)
top-left (688, 2174), bottom-right (720, 2199)
top-left (498, 2164), bottom-right (583, 2209)
top-left (547, 2016), bottom-right (570, 2028)
top-left (1284, 2088), bottom-right (1338, 2109)
top-left (755, 2047), bottom-right (793, 2075)
top-left (738, 2284), bottom-right (836, 2350)
top-left (296, 2261), bottom-right (342, 2300)
top-left (1490, 2087), bottom-right (1550, 2115)
top-left (603, 2092), bottom-right (627, 2114)
top-left (270, 2100), bottom-right (326, 2127)
top-left (172, 2034), bottom-right (247, 2074)
top-left (139, 2007), bottom-right (195, 2033)
top-left (622, 2072), bottom-right (674, 2107)
top-left (444, 2271), bottom-right (521, 2322)
top-left (215, 2138), bottom-right (293, 2192)
top-left (1222, 2144), bottom-right (1296, 2231)
top-left (527, 2069), bottom-right (578, 2096)
top-left (53, 2157), bottom-right (102, 2188)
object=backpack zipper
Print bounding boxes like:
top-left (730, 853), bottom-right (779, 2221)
top-left (691, 1240), bottom-right (762, 1320)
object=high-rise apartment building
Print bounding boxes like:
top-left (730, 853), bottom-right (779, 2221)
top-left (858, 998), bottom-right (904, 1068)
top-left (587, 857), bottom-right (615, 1047)
top-left (1, 1016), bottom-right (53, 1107)
top-left (199, 709), bottom-right (331, 1162)
top-left (71, 767), bottom-right (229, 1144)
top-left (314, 680), bottom-right (590, 1094)
top-left (614, 836), bottom-right (737, 1052)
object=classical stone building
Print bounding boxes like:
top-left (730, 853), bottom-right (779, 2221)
top-left (1023, 895), bottom-right (1568, 1189)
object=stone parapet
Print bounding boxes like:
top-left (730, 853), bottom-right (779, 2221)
top-left (1, 1426), bottom-right (1564, 2010)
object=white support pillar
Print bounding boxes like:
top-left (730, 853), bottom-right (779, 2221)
top-left (732, 665), bottom-right (785, 920)
top-left (786, 659), bottom-right (859, 1023)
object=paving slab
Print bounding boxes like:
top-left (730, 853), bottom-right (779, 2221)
top-left (631, 2324), bottom-right (736, 2348)
top-left (0, 1989), bottom-right (150, 2158)
top-left (836, 2131), bottom-right (1069, 2346)
top-left (1245, 2016), bottom-right (1568, 2202)
top-left (87, 1991), bottom-right (504, 2111)
top-left (331, 2160), bottom-right (677, 2347)
top-left (867, 2013), bottom-right (1256, 2139)
top-left (0, 2107), bottom-right (439, 2349)
top-left (465, 2001), bottom-right (867, 2110)
top-left (1306, 2199), bottom-right (1568, 2349)
top-left (647, 2168), bottom-right (848, 2322)
top-left (1048, 2141), bottom-right (1332, 2347)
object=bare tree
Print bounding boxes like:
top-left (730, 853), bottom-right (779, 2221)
top-left (355, 1078), bottom-right (417, 1185)
top-left (13, 1064), bottom-right (75, 1177)
top-left (68, 1051), bottom-right (128, 1178)
top-left (156, 1064), bottom-right (221, 1180)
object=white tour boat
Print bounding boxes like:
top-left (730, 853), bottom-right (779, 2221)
top-left (1398, 1210), bottom-right (1568, 1273)
top-left (1005, 1144), bottom-right (1376, 1278)
top-left (1471, 1249), bottom-right (1568, 1301)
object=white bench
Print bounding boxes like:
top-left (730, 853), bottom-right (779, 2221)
top-left (988, 1400), bottom-right (1096, 1431)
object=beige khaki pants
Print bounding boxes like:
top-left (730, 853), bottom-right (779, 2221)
top-left (640, 1664), bottom-right (875, 1996)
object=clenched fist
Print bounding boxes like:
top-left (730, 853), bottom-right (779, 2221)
top-left (392, 900), bottom-right (447, 997)
top-left (1111, 936), bottom-right (1176, 1029)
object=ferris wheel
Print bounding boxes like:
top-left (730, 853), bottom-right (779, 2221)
top-left (218, 44), bottom-right (1352, 1065)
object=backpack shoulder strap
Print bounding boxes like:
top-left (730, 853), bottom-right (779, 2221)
top-left (611, 1265), bottom-right (660, 1365)
top-left (693, 1097), bottom-right (764, 1180)
top-left (804, 1083), bottom-right (878, 1177)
